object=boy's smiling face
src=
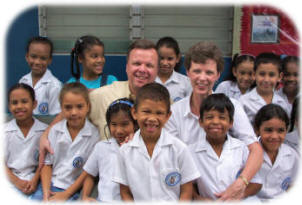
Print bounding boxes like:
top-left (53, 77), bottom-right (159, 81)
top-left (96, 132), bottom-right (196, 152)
top-left (200, 108), bottom-right (233, 144)
top-left (255, 63), bottom-right (281, 95)
top-left (132, 99), bottom-right (171, 140)
top-left (25, 42), bottom-right (52, 78)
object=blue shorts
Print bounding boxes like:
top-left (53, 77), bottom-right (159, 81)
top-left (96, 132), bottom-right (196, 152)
top-left (30, 183), bottom-right (80, 201)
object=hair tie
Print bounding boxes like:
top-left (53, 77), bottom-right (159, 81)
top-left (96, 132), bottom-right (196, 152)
top-left (109, 100), bottom-right (133, 108)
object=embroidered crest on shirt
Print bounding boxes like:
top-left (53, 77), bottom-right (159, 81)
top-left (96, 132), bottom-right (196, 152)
top-left (173, 97), bottom-right (182, 102)
top-left (72, 156), bottom-right (84, 168)
top-left (281, 177), bottom-right (291, 190)
top-left (165, 172), bottom-right (181, 186)
top-left (38, 102), bottom-right (49, 114)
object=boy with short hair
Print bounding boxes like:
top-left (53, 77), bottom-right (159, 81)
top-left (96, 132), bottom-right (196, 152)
top-left (113, 82), bottom-right (200, 201)
top-left (19, 36), bottom-right (62, 115)
top-left (190, 93), bottom-right (262, 201)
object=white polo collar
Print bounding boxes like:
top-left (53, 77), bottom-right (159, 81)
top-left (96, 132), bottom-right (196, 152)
top-left (54, 118), bottom-right (93, 137)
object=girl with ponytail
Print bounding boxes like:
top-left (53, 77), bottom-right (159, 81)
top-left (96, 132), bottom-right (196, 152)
top-left (67, 35), bottom-right (117, 90)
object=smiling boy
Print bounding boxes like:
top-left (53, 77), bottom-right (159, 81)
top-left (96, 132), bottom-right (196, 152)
top-left (113, 83), bottom-right (200, 201)
top-left (190, 93), bottom-right (262, 201)
top-left (19, 36), bottom-right (62, 115)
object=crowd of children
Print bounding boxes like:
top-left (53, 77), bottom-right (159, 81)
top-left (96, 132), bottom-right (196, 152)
top-left (4, 35), bottom-right (300, 202)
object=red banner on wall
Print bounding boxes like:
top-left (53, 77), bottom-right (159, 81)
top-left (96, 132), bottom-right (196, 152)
top-left (241, 5), bottom-right (299, 56)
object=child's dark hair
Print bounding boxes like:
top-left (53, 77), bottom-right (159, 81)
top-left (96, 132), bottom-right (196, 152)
top-left (105, 98), bottom-right (137, 135)
top-left (289, 97), bottom-right (299, 132)
top-left (70, 35), bottom-right (104, 80)
top-left (226, 53), bottom-right (255, 82)
top-left (200, 93), bottom-right (234, 122)
top-left (59, 82), bottom-right (90, 106)
top-left (254, 52), bottom-right (282, 73)
top-left (282, 55), bottom-right (299, 72)
top-left (8, 83), bottom-right (35, 102)
top-left (254, 104), bottom-right (289, 132)
top-left (26, 36), bottom-right (53, 58)
top-left (156, 36), bottom-right (182, 72)
top-left (135, 83), bottom-right (171, 113)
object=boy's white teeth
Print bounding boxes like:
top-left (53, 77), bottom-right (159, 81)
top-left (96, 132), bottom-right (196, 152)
top-left (137, 76), bottom-right (146, 80)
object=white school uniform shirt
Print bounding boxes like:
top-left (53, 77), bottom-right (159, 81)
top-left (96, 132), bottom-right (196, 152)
top-left (257, 143), bottom-right (299, 200)
top-left (19, 69), bottom-right (62, 115)
top-left (165, 92), bottom-right (257, 146)
top-left (276, 87), bottom-right (294, 114)
top-left (215, 80), bottom-right (251, 100)
top-left (4, 118), bottom-right (48, 181)
top-left (83, 138), bottom-right (121, 202)
top-left (284, 129), bottom-right (300, 154)
top-left (189, 135), bottom-right (262, 199)
top-left (239, 88), bottom-right (291, 124)
top-left (45, 118), bottom-right (99, 190)
top-left (155, 71), bottom-right (192, 102)
top-left (112, 129), bottom-right (200, 201)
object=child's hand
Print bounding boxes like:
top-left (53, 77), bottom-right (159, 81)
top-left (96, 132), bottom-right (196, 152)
top-left (49, 191), bottom-right (69, 201)
top-left (120, 133), bottom-right (134, 145)
top-left (15, 178), bottom-right (30, 193)
top-left (82, 196), bottom-right (97, 202)
top-left (43, 190), bottom-right (54, 201)
top-left (25, 178), bottom-right (39, 194)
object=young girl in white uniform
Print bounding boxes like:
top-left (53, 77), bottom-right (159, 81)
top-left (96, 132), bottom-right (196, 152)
top-left (155, 36), bottom-right (192, 102)
top-left (215, 53), bottom-right (255, 100)
top-left (190, 94), bottom-right (262, 201)
top-left (31, 82), bottom-right (99, 201)
top-left (19, 36), bottom-right (62, 115)
top-left (254, 104), bottom-right (299, 201)
top-left (239, 52), bottom-right (290, 124)
top-left (276, 56), bottom-right (299, 114)
top-left (5, 83), bottom-right (48, 197)
top-left (81, 98), bottom-right (137, 202)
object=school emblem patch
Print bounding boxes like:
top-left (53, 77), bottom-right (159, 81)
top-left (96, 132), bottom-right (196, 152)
top-left (38, 102), bottom-right (49, 115)
top-left (281, 177), bottom-right (291, 190)
top-left (173, 97), bottom-right (182, 102)
top-left (72, 156), bottom-right (84, 168)
top-left (165, 172), bottom-right (181, 186)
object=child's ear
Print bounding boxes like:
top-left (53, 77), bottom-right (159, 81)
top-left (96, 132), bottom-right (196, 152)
top-left (25, 53), bottom-right (29, 63)
top-left (131, 107), bottom-right (137, 120)
top-left (231, 66), bottom-right (237, 77)
top-left (253, 126), bottom-right (260, 137)
top-left (166, 111), bottom-right (172, 121)
top-left (176, 54), bottom-right (181, 63)
top-left (87, 102), bottom-right (91, 113)
top-left (229, 120), bottom-right (234, 129)
top-left (279, 71), bottom-right (284, 81)
top-left (199, 118), bottom-right (203, 127)
top-left (78, 55), bottom-right (84, 64)
top-left (33, 100), bottom-right (37, 110)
